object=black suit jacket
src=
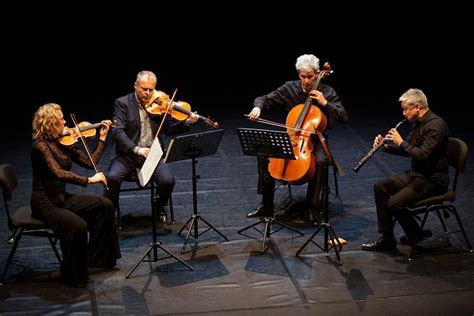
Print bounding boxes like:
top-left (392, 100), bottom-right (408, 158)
top-left (112, 92), bottom-right (187, 158)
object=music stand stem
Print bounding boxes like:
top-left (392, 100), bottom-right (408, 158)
top-left (177, 155), bottom-right (229, 253)
top-left (126, 195), bottom-right (193, 279)
top-left (295, 132), bottom-right (343, 265)
top-left (238, 153), bottom-right (303, 254)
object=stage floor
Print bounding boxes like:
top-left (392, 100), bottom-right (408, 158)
top-left (1, 111), bottom-right (473, 315)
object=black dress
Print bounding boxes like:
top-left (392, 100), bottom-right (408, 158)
top-left (30, 139), bottom-right (121, 287)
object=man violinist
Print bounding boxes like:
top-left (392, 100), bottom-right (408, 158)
top-left (105, 70), bottom-right (199, 223)
top-left (247, 54), bottom-right (348, 223)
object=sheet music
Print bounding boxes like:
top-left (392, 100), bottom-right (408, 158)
top-left (137, 137), bottom-right (163, 187)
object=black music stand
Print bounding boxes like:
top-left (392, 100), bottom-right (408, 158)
top-left (237, 128), bottom-right (304, 253)
top-left (296, 131), bottom-right (343, 265)
top-left (126, 181), bottom-right (193, 279)
top-left (166, 129), bottom-right (229, 253)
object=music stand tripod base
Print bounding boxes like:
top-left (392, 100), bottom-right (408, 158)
top-left (165, 129), bottom-right (229, 253)
top-left (126, 185), bottom-right (193, 279)
top-left (295, 222), bottom-right (343, 266)
top-left (126, 240), bottom-right (193, 279)
top-left (236, 128), bottom-right (304, 254)
top-left (238, 215), bottom-right (304, 253)
top-left (295, 142), bottom-right (343, 266)
top-left (178, 212), bottom-right (229, 253)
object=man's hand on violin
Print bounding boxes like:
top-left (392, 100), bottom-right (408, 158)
top-left (309, 90), bottom-right (328, 107)
top-left (99, 120), bottom-right (113, 141)
top-left (248, 107), bottom-right (261, 120)
top-left (185, 112), bottom-right (200, 125)
top-left (88, 172), bottom-right (107, 186)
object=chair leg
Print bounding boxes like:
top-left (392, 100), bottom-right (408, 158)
top-left (409, 212), bottom-right (430, 260)
top-left (449, 206), bottom-right (473, 251)
top-left (48, 237), bottom-right (62, 263)
top-left (116, 203), bottom-right (122, 230)
top-left (1, 229), bottom-right (23, 284)
top-left (169, 194), bottom-right (175, 224)
top-left (333, 167), bottom-right (339, 196)
top-left (435, 208), bottom-right (449, 234)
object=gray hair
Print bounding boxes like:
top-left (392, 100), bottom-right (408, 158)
top-left (399, 88), bottom-right (429, 109)
top-left (295, 54), bottom-right (320, 73)
top-left (135, 70), bottom-right (157, 84)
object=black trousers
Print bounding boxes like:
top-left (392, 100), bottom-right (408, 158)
top-left (31, 192), bottom-right (121, 286)
top-left (105, 155), bottom-right (175, 211)
top-left (257, 148), bottom-right (329, 213)
top-left (374, 170), bottom-right (446, 238)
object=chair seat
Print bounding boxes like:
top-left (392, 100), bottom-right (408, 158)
top-left (412, 189), bottom-right (455, 207)
top-left (11, 206), bottom-right (48, 229)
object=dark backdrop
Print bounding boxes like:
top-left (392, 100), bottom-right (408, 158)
top-left (2, 6), bottom-right (473, 132)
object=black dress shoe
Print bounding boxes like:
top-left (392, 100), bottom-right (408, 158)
top-left (62, 278), bottom-right (89, 288)
top-left (400, 230), bottom-right (432, 246)
top-left (361, 238), bottom-right (397, 251)
top-left (159, 212), bottom-right (168, 223)
top-left (247, 204), bottom-right (273, 218)
top-left (305, 208), bottom-right (321, 225)
top-left (157, 206), bottom-right (168, 223)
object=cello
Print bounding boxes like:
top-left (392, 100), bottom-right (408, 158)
top-left (267, 62), bottom-right (332, 184)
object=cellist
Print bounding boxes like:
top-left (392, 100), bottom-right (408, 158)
top-left (247, 54), bottom-right (348, 223)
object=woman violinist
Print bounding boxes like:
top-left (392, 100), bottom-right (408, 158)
top-left (30, 103), bottom-right (121, 288)
top-left (246, 54), bottom-right (348, 223)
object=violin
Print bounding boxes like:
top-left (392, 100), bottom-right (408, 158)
top-left (268, 62), bottom-right (332, 184)
top-left (145, 90), bottom-right (219, 128)
top-left (59, 120), bottom-right (116, 146)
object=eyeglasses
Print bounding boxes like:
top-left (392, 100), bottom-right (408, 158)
top-left (140, 87), bottom-right (154, 92)
top-left (402, 103), bottom-right (418, 112)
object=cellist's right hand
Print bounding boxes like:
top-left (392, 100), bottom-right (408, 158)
top-left (88, 172), bottom-right (107, 186)
top-left (248, 107), bottom-right (261, 120)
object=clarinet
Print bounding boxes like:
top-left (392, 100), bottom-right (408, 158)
top-left (353, 119), bottom-right (406, 172)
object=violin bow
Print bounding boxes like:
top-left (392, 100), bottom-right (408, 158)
top-left (153, 88), bottom-right (178, 139)
top-left (245, 115), bottom-right (319, 135)
top-left (70, 113), bottom-right (109, 190)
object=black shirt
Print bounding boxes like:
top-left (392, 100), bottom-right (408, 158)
top-left (253, 80), bottom-right (348, 126)
top-left (387, 110), bottom-right (449, 186)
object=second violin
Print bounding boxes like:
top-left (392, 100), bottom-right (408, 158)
top-left (59, 120), bottom-right (116, 146)
top-left (145, 90), bottom-right (219, 128)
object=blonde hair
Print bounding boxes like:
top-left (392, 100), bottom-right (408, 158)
top-left (32, 103), bottom-right (62, 140)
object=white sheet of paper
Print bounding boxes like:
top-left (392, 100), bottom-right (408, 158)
top-left (137, 137), bottom-right (163, 187)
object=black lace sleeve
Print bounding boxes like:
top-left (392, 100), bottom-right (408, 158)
top-left (33, 141), bottom-right (89, 186)
top-left (69, 140), bottom-right (106, 170)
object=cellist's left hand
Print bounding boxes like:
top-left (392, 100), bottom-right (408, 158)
top-left (309, 90), bottom-right (328, 107)
top-left (185, 112), bottom-right (199, 125)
